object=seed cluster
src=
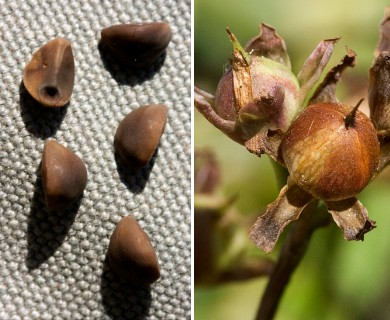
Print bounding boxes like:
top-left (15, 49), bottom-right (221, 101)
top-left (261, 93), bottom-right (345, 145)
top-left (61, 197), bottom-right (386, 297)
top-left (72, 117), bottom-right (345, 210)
top-left (23, 22), bottom-right (171, 285)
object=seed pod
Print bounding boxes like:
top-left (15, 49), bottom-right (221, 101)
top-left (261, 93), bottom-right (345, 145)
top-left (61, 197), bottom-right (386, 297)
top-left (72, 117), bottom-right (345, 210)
top-left (215, 57), bottom-right (300, 134)
top-left (23, 38), bottom-right (75, 107)
top-left (114, 104), bottom-right (168, 169)
top-left (101, 22), bottom-right (171, 68)
top-left (195, 26), bottom-right (337, 161)
top-left (41, 140), bottom-right (87, 211)
top-left (281, 102), bottom-right (380, 201)
top-left (108, 216), bottom-right (160, 285)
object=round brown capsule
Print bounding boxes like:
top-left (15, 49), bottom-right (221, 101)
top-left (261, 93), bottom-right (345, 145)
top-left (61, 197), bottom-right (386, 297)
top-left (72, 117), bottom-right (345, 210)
top-left (100, 22), bottom-right (172, 68)
top-left (114, 104), bottom-right (168, 169)
top-left (23, 38), bottom-right (75, 107)
top-left (108, 216), bottom-right (160, 285)
top-left (281, 102), bottom-right (380, 201)
top-left (41, 140), bottom-right (87, 211)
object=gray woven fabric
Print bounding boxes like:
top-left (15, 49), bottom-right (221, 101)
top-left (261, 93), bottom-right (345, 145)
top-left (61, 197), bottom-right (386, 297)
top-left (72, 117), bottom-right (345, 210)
top-left (0, 0), bottom-right (191, 319)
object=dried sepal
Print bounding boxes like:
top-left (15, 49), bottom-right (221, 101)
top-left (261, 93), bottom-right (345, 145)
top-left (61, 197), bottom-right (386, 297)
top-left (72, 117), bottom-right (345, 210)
top-left (245, 129), bottom-right (284, 163)
top-left (297, 38), bottom-right (339, 105)
top-left (249, 182), bottom-right (313, 253)
top-left (375, 6), bottom-right (390, 57)
top-left (244, 130), bottom-right (267, 157)
top-left (368, 52), bottom-right (390, 132)
top-left (369, 7), bottom-right (390, 135)
top-left (226, 28), bottom-right (253, 111)
top-left (239, 85), bottom-right (285, 131)
top-left (245, 23), bottom-right (291, 68)
top-left (309, 48), bottom-right (357, 105)
top-left (326, 198), bottom-right (376, 241)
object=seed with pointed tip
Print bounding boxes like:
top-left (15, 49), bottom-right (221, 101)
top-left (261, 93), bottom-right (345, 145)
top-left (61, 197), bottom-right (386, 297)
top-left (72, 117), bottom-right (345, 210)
top-left (101, 22), bottom-right (172, 68)
top-left (114, 104), bottom-right (168, 169)
top-left (41, 140), bottom-right (87, 211)
top-left (108, 216), bottom-right (160, 285)
top-left (23, 38), bottom-right (75, 107)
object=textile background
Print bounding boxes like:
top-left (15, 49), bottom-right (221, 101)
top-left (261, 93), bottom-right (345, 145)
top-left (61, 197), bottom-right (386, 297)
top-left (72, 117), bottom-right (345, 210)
top-left (0, 0), bottom-right (191, 318)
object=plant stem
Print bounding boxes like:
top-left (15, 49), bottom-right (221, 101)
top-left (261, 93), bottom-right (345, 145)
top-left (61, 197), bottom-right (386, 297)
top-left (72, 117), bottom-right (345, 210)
top-left (216, 258), bottom-right (274, 284)
top-left (255, 200), bottom-right (330, 320)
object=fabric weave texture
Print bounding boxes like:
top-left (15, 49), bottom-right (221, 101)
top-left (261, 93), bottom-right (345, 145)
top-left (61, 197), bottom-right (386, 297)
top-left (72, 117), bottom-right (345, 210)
top-left (0, 0), bottom-right (191, 319)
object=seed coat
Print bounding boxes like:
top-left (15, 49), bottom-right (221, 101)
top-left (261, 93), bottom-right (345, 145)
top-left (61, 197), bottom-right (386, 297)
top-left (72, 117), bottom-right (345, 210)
top-left (41, 140), bottom-right (87, 210)
top-left (101, 22), bottom-right (172, 68)
top-left (23, 38), bottom-right (75, 107)
top-left (108, 216), bottom-right (160, 285)
top-left (114, 104), bottom-right (168, 169)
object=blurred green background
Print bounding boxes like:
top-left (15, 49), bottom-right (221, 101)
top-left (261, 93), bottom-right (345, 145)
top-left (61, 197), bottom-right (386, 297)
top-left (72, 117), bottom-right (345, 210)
top-left (194, 0), bottom-right (390, 319)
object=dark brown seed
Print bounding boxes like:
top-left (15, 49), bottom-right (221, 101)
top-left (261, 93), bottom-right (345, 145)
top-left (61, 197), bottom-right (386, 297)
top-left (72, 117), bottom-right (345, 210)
top-left (108, 216), bottom-right (160, 285)
top-left (23, 38), bottom-right (75, 107)
top-left (101, 22), bottom-right (172, 68)
top-left (114, 104), bottom-right (168, 169)
top-left (41, 140), bottom-right (87, 211)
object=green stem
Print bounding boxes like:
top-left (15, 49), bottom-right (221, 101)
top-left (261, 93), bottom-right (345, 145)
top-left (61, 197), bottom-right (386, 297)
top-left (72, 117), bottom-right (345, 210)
top-left (255, 200), bottom-right (330, 320)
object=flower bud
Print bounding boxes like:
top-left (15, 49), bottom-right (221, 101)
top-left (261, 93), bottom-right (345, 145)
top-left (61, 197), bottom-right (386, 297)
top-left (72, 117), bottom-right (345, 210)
top-left (281, 102), bottom-right (380, 201)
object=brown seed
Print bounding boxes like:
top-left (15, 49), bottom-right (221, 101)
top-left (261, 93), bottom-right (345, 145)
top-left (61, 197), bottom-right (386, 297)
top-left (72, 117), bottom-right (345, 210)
top-left (23, 38), bottom-right (75, 107)
top-left (108, 216), bottom-right (160, 285)
top-left (114, 104), bottom-right (168, 169)
top-left (41, 140), bottom-right (87, 211)
top-left (101, 22), bottom-right (172, 68)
